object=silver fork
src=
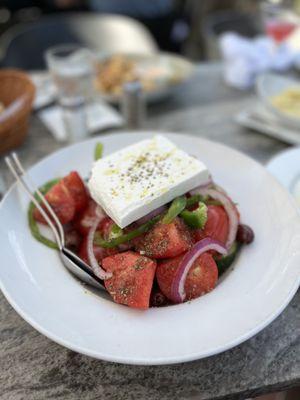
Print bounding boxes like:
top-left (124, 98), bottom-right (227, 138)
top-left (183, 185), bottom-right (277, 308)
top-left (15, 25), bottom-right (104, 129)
top-left (5, 152), bottom-right (105, 291)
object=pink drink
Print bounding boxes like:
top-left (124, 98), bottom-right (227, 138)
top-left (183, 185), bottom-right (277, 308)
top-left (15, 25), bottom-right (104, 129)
top-left (266, 20), bottom-right (296, 43)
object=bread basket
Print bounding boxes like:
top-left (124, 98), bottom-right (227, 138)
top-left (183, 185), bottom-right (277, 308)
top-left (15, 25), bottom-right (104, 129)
top-left (0, 69), bottom-right (35, 154)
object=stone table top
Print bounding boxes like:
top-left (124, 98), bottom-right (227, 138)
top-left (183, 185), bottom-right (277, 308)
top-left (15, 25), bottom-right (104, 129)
top-left (0, 63), bottom-right (299, 400)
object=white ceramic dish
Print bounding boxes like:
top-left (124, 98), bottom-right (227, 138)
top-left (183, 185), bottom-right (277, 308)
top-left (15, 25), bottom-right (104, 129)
top-left (1, 132), bottom-right (300, 365)
top-left (235, 105), bottom-right (300, 145)
top-left (267, 146), bottom-right (300, 206)
top-left (256, 72), bottom-right (300, 129)
top-left (96, 52), bottom-right (195, 104)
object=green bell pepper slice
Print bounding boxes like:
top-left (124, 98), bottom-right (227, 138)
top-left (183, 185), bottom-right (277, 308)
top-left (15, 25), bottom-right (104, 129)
top-left (94, 214), bottom-right (161, 248)
top-left (109, 223), bottom-right (123, 240)
top-left (162, 196), bottom-right (187, 224)
top-left (180, 201), bottom-right (207, 229)
top-left (28, 178), bottom-right (60, 250)
top-left (185, 194), bottom-right (222, 208)
top-left (185, 194), bottom-right (203, 208)
top-left (215, 242), bottom-right (241, 275)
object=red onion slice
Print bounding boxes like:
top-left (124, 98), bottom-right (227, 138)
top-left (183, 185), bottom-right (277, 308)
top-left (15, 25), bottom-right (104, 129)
top-left (171, 238), bottom-right (227, 303)
top-left (196, 187), bottom-right (239, 250)
top-left (87, 206), bottom-right (112, 280)
top-left (95, 205), bottom-right (105, 218)
top-left (190, 177), bottom-right (213, 195)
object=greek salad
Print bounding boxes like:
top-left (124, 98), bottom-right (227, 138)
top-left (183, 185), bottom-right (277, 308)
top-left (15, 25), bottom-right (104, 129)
top-left (28, 136), bottom-right (254, 309)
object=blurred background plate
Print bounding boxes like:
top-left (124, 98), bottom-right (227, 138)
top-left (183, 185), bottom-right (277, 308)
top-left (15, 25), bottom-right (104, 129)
top-left (256, 73), bottom-right (300, 129)
top-left (95, 52), bottom-right (195, 104)
top-left (235, 104), bottom-right (300, 145)
top-left (267, 146), bottom-right (300, 207)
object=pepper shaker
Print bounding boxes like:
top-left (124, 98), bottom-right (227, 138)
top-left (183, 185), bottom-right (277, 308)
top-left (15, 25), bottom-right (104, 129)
top-left (121, 80), bottom-right (146, 130)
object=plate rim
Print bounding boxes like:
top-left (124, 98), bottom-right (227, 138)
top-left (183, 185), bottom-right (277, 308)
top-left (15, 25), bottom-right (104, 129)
top-left (1, 131), bottom-right (300, 365)
top-left (266, 146), bottom-right (300, 210)
top-left (266, 145), bottom-right (300, 169)
top-left (235, 106), bottom-right (300, 146)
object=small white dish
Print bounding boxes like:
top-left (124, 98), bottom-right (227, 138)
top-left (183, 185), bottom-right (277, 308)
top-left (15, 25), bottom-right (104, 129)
top-left (267, 146), bottom-right (300, 207)
top-left (256, 72), bottom-right (300, 129)
top-left (235, 104), bottom-right (300, 145)
top-left (0, 132), bottom-right (300, 365)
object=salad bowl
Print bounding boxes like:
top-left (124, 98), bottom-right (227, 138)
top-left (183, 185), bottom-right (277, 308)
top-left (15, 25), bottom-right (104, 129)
top-left (0, 132), bottom-right (299, 365)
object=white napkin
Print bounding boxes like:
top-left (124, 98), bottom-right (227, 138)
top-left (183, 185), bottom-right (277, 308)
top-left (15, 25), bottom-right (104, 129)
top-left (30, 72), bottom-right (57, 110)
top-left (219, 32), bottom-right (300, 89)
top-left (39, 101), bottom-right (123, 142)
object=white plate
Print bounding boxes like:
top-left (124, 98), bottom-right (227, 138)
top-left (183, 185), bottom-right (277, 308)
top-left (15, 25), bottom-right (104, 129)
top-left (96, 52), bottom-right (195, 104)
top-left (267, 146), bottom-right (300, 205)
top-left (235, 105), bottom-right (300, 145)
top-left (1, 132), bottom-right (300, 365)
top-left (256, 73), bottom-right (300, 129)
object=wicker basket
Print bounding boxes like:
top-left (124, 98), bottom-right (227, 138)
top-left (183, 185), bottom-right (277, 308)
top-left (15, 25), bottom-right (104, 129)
top-left (0, 69), bottom-right (35, 154)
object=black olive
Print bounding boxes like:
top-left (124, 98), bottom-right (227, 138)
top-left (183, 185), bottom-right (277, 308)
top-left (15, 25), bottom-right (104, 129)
top-left (150, 290), bottom-right (169, 307)
top-left (236, 224), bottom-right (254, 244)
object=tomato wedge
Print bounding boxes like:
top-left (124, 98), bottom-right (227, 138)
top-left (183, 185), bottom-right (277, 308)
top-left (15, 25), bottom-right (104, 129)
top-left (33, 172), bottom-right (88, 225)
top-left (33, 181), bottom-right (75, 225)
top-left (193, 205), bottom-right (229, 245)
top-left (62, 171), bottom-right (88, 212)
top-left (63, 224), bottom-right (82, 251)
top-left (102, 251), bottom-right (156, 309)
top-left (156, 252), bottom-right (218, 301)
top-left (134, 217), bottom-right (192, 258)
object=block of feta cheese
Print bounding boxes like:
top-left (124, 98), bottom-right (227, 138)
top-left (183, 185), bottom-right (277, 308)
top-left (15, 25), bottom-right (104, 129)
top-left (88, 135), bottom-right (210, 228)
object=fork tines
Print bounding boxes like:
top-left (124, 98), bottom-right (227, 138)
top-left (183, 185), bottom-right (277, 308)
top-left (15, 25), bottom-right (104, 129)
top-left (5, 152), bottom-right (64, 249)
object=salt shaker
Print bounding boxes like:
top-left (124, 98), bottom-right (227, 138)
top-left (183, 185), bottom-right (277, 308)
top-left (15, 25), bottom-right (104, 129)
top-left (121, 80), bottom-right (146, 130)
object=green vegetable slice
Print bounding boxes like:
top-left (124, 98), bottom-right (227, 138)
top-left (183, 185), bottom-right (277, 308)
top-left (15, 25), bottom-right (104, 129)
top-left (162, 196), bottom-right (187, 224)
top-left (185, 194), bottom-right (203, 208)
top-left (109, 223), bottom-right (123, 240)
top-left (28, 179), bottom-right (60, 250)
top-left (205, 199), bottom-right (222, 206)
top-left (94, 215), bottom-right (161, 248)
top-left (180, 201), bottom-right (207, 229)
top-left (215, 242), bottom-right (241, 275)
top-left (185, 194), bottom-right (222, 208)
top-left (94, 142), bottom-right (104, 161)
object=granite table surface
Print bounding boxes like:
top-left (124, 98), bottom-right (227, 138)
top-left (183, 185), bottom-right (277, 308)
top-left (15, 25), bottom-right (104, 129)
top-left (0, 63), bottom-right (299, 400)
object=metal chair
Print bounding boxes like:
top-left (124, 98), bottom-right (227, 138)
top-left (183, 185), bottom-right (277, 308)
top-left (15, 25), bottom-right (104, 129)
top-left (0, 13), bottom-right (158, 70)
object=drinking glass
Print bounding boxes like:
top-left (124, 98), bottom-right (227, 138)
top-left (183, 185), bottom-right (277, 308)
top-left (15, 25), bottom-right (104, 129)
top-left (260, 1), bottom-right (299, 44)
top-left (45, 44), bottom-right (96, 142)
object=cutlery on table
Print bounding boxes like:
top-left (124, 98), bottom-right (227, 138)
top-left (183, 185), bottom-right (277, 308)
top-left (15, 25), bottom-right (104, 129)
top-left (5, 152), bottom-right (105, 291)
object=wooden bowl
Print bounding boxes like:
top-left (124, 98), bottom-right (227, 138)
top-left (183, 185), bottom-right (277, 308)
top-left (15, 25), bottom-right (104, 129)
top-left (0, 69), bottom-right (35, 154)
